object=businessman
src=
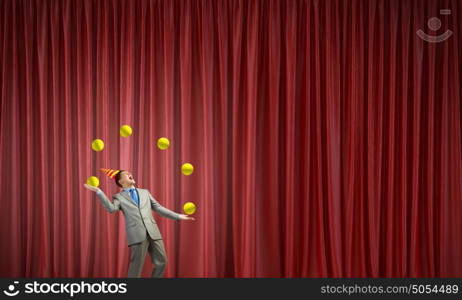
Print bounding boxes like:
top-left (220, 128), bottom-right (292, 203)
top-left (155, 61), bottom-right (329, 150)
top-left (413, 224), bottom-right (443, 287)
top-left (84, 169), bottom-right (194, 277)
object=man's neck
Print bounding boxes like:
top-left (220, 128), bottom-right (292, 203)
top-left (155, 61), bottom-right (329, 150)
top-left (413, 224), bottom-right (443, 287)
top-left (123, 185), bottom-right (135, 190)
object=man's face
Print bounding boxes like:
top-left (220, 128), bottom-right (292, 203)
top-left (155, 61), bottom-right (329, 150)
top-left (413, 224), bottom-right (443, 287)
top-left (118, 171), bottom-right (135, 187)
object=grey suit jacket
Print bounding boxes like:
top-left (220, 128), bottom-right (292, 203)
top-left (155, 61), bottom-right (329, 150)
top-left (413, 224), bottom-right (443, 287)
top-left (95, 188), bottom-right (180, 246)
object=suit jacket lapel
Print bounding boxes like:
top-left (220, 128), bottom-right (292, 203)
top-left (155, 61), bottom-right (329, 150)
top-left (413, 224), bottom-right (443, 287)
top-left (120, 190), bottom-right (137, 206)
top-left (136, 189), bottom-right (146, 207)
top-left (120, 189), bottom-right (145, 207)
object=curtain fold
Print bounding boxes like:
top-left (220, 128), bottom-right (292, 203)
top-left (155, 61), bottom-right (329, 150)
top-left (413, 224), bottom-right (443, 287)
top-left (0, 0), bottom-right (461, 277)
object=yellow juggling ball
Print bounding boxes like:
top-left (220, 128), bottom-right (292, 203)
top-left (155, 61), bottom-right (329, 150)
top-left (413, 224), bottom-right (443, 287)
top-left (120, 125), bottom-right (133, 137)
top-left (157, 137), bottom-right (170, 150)
top-left (183, 202), bottom-right (196, 215)
top-left (181, 163), bottom-right (194, 175)
top-left (91, 139), bottom-right (104, 151)
top-left (86, 176), bottom-right (100, 187)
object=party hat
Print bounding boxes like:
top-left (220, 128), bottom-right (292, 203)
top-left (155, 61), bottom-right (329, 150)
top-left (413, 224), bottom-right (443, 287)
top-left (100, 168), bottom-right (121, 179)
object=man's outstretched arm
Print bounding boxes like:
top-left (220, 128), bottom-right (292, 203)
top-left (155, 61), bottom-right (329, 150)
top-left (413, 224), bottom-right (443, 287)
top-left (84, 184), bottom-right (120, 213)
top-left (148, 191), bottom-right (194, 221)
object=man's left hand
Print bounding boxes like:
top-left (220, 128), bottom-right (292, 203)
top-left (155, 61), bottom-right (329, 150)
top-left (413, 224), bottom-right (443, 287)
top-left (178, 214), bottom-right (195, 221)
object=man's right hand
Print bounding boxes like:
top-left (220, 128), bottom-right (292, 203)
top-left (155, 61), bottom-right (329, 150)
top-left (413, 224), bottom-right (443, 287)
top-left (84, 183), bottom-right (101, 193)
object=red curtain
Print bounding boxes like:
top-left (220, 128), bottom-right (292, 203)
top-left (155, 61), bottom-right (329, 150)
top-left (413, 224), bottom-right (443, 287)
top-left (1, 0), bottom-right (461, 277)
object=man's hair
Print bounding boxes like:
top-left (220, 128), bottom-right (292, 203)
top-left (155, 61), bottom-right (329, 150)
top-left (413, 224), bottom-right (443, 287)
top-left (114, 170), bottom-right (125, 188)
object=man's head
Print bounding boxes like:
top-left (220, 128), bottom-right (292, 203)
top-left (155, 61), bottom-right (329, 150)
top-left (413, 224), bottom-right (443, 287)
top-left (114, 170), bottom-right (136, 188)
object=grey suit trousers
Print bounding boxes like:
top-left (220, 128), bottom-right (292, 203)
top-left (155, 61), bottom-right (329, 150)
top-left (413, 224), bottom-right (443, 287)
top-left (128, 235), bottom-right (168, 278)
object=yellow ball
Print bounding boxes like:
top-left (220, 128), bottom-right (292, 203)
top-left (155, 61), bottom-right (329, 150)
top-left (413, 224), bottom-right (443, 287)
top-left (183, 202), bottom-right (196, 215)
top-left (120, 125), bottom-right (133, 137)
top-left (181, 163), bottom-right (194, 175)
top-left (157, 137), bottom-right (170, 150)
top-left (91, 139), bottom-right (104, 151)
top-left (86, 176), bottom-right (100, 187)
